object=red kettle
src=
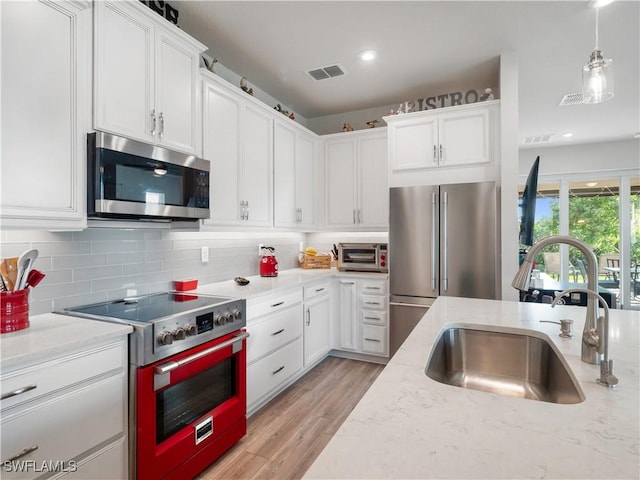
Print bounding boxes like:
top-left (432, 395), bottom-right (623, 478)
top-left (259, 246), bottom-right (278, 277)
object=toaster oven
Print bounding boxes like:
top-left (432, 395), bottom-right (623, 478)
top-left (338, 243), bottom-right (388, 273)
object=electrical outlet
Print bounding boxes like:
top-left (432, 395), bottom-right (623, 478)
top-left (201, 246), bottom-right (209, 263)
top-left (258, 243), bottom-right (264, 255)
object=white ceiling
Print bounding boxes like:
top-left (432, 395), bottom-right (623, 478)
top-left (175, 1), bottom-right (640, 148)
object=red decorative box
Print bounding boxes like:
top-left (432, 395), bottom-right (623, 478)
top-left (174, 279), bottom-right (198, 291)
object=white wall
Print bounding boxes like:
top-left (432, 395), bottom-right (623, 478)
top-left (519, 139), bottom-right (640, 178)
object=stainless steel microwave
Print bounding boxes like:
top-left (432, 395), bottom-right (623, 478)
top-left (87, 132), bottom-right (210, 222)
top-left (338, 243), bottom-right (388, 273)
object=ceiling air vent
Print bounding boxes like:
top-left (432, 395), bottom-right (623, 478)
top-left (522, 134), bottom-right (554, 145)
top-left (559, 93), bottom-right (584, 106)
top-left (306, 64), bottom-right (346, 81)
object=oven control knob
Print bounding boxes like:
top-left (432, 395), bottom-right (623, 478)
top-left (215, 314), bottom-right (225, 326)
top-left (172, 327), bottom-right (187, 341)
top-left (222, 312), bottom-right (233, 324)
top-left (158, 331), bottom-right (173, 346)
top-left (231, 308), bottom-right (242, 320)
top-left (186, 324), bottom-right (197, 336)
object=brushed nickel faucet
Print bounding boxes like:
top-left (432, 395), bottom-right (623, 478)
top-left (512, 235), bottom-right (600, 364)
top-left (551, 287), bottom-right (618, 387)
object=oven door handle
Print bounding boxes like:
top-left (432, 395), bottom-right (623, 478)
top-left (154, 332), bottom-right (250, 376)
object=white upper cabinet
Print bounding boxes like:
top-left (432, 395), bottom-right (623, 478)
top-left (0, 0), bottom-right (91, 230)
top-left (324, 129), bottom-right (388, 230)
top-left (385, 101), bottom-right (500, 187)
top-left (94, 1), bottom-right (205, 155)
top-left (202, 72), bottom-right (273, 227)
top-left (274, 120), bottom-right (317, 229)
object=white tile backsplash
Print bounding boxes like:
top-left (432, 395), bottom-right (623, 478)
top-left (3, 229), bottom-right (305, 315)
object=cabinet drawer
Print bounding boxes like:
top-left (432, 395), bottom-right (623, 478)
top-left (360, 280), bottom-right (387, 295)
top-left (247, 289), bottom-right (302, 319)
top-left (52, 436), bottom-right (127, 480)
top-left (361, 325), bottom-right (388, 356)
top-left (1, 374), bottom-right (126, 480)
top-left (361, 309), bottom-right (387, 326)
top-left (1, 340), bottom-right (126, 411)
top-left (361, 294), bottom-right (387, 310)
top-left (303, 281), bottom-right (331, 301)
top-left (247, 338), bottom-right (303, 408)
top-left (246, 305), bottom-right (303, 364)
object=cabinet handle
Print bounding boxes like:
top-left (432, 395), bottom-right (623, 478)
top-left (306, 308), bottom-right (311, 326)
top-left (159, 112), bottom-right (165, 138)
top-left (1, 384), bottom-right (37, 400)
top-left (357, 209), bottom-right (361, 224)
top-left (3, 445), bottom-right (38, 464)
top-left (353, 209), bottom-right (356, 224)
top-left (246, 201), bottom-right (249, 220)
top-left (151, 110), bottom-right (157, 136)
top-left (271, 328), bottom-right (285, 336)
top-left (364, 338), bottom-right (381, 343)
top-left (340, 281), bottom-right (355, 285)
top-left (299, 208), bottom-right (303, 223)
top-left (433, 145), bottom-right (437, 163)
top-left (364, 301), bottom-right (380, 305)
top-left (364, 316), bottom-right (379, 320)
top-left (270, 301), bottom-right (285, 308)
top-left (315, 287), bottom-right (325, 293)
top-left (439, 144), bottom-right (443, 163)
top-left (364, 286), bottom-right (380, 291)
top-left (272, 365), bottom-right (285, 375)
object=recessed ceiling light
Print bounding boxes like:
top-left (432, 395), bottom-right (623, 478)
top-left (563, 132), bottom-right (574, 138)
top-left (358, 50), bottom-right (377, 62)
top-left (586, 182), bottom-right (598, 187)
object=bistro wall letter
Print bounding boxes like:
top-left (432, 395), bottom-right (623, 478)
top-left (139, 0), bottom-right (179, 26)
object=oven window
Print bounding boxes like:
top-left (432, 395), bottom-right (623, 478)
top-left (156, 357), bottom-right (235, 444)
top-left (343, 249), bottom-right (376, 264)
top-left (99, 148), bottom-right (209, 209)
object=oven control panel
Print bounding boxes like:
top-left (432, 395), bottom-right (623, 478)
top-left (154, 299), bottom-right (246, 350)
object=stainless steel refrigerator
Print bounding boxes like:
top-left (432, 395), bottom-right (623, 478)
top-left (389, 182), bottom-right (500, 355)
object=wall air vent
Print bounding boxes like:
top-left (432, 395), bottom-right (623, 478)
top-left (522, 134), bottom-right (553, 145)
top-left (559, 93), bottom-right (584, 106)
top-left (306, 64), bottom-right (346, 81)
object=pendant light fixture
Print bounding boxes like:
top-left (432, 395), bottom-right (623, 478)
top-left (582, 4), bottom-right (614, 103)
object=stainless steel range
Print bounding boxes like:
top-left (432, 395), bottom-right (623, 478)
top-left (63, 292), bottom-right (246, 366)
top-left (60, 292), bottom-right (249, 480)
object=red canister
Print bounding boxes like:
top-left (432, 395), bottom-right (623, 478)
top-left (1, 289), bottom-right (29, 333)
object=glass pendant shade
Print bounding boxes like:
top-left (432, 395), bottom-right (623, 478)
top-left (582, 50), bottom-right (614, 104)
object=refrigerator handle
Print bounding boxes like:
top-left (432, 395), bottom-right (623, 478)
top-left (431, 191), bottom-right (438, 290)
top-left (442, 191), bottom-right (448, 292)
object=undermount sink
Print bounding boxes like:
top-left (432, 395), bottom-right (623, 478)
top-left (425, 326), bottom-right (585, 404)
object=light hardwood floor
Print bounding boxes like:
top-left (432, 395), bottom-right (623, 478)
top-left (196, 356), bottom-right (384, 480)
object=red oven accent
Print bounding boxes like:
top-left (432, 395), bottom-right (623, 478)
top-left (136, 330), bottom-right (247, 480)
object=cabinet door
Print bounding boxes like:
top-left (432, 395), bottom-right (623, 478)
top-left (304, 295), bottom-right (330, 367)
top-left (338, 280), bottom-right (358, 351)
top-left (273, 122), bottom-right (297, 227)
top-left (1, 0), bottom-right (90, 230)
top-left (94, 1), bottom-right (154, 143)
top-left (155, 29), bottom-right (201, 154)
top-left (389, 117), bottom-right (437, 171)
top-left (202, 81), bottom-right (242, 224)
top-left (325, 139), bottom-right (357, 228)
top-left (241, 105), bottom-right (273, 226)
top-left (358, 133), bottom-right (389, 228)
top-left (438, 109), bottom-right (490, 167)
top-left (295, 132), bottom-right (316, 228)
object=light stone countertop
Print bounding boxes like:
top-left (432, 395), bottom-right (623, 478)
top-left (0, 313), bottom-right (132, 371)
top-left (304, 296), bottom-right (640, 480)
top-left (194, 267), bottom-right (387, 302)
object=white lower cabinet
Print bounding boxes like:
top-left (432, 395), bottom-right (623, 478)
top-left (245, 288), bottom-right (304, 414)
top-left (303, 280), bottom-right (331, 367)
top-left (0, 339), bottom-right (128, 480)
top-left (337, 277), bottom-right (389, 358)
